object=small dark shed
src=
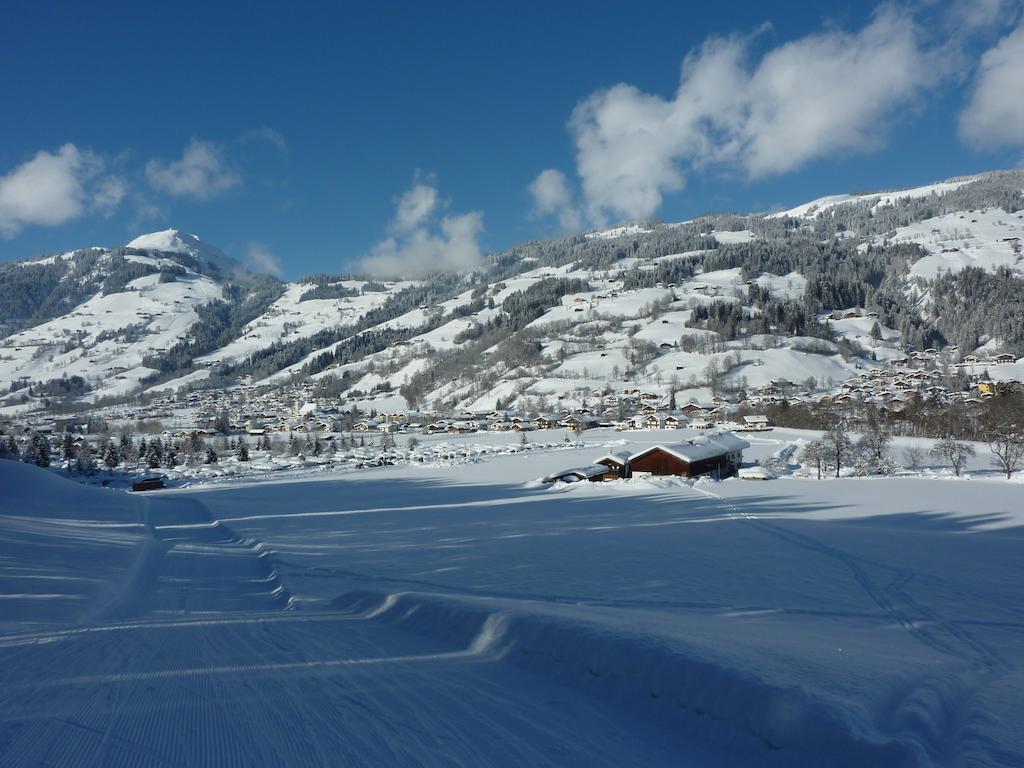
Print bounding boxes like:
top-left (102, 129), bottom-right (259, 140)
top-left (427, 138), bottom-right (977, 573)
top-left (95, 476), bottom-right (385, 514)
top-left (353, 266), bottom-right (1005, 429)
top-left (131, 476), bottom-right (165, 492)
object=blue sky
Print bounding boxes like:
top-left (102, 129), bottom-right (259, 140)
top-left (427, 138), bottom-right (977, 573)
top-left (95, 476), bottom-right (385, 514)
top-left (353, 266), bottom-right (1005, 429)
top-left (0, 0), bottom-right (1022, 278)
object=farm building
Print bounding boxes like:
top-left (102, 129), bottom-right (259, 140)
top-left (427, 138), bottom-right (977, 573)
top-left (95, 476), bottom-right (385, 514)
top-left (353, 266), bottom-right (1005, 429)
top-left (542, 465), bottom-right (619, 484)
top-left (626, 433), bottom-right (749, 479)
top-left (593, 451), bottom-right (630, 478)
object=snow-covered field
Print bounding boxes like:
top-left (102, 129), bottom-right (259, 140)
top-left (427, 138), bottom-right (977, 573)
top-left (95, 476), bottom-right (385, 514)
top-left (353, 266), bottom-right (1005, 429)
top-left (1, 429), bottom-right (1023, 766)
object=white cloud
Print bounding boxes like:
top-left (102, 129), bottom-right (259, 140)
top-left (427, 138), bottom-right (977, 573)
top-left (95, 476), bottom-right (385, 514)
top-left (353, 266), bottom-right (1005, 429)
top-left (0, 144), bottom-right (124, 238)
top-left (529, 168), bottom-right (581, 230)
top-left (392, 182), bottom-right (439, 232)
top-left (93, 176), bottom-right (127, 216)
top-left (566, 6), bottom-right (943, 222)
top-left (146, 138), bottom-right (241, 200)
top-left (946, 0), bottom-right (1018, 34)
top-left (246, 242), bottom-right (283, 277)
top-left (959, 21), bottom-right (1024, 148)
top-left (361, 180), bottom-right (484, 278)
top-left (242, 126), bottom-right (289, 153)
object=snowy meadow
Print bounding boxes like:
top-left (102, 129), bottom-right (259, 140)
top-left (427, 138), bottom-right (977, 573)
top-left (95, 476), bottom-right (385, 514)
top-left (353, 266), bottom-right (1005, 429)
top-left (1, 429), bottom-right (1023, 766)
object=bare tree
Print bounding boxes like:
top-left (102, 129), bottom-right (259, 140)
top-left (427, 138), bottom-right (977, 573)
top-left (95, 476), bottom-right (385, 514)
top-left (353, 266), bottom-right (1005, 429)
top-left (800, 440), bottom-right (828, 480)
top-left (822, 423), bottom-right (852, 478)
top-left (930, 436), bottom-right (975, 477)
top-left (987, 425), bottom-right (1024, 480)
top-left (858, 412), bottom-right (891, 464)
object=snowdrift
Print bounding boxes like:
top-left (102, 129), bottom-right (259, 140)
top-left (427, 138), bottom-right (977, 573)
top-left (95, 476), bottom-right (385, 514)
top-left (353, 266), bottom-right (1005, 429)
top-left (333, 590), bottom-right (927, 766)
top-left (0, 461), bottom-right (148, 630)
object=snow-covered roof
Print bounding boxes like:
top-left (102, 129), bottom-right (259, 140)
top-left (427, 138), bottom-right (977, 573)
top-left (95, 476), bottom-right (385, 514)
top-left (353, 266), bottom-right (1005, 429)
top-left (628, 433), bottom-right (750, 464)
top-left (593, 451), bottom-right (630, 466)
top-left (543, 465), bottom-right (610, 483)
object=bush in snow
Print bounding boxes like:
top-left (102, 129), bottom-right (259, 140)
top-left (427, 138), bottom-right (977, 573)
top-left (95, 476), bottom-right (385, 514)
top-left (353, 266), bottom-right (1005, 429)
top-left (759, 456), bottom-right (788, 476)
top-left (902, 446), bottom-right (925, 472)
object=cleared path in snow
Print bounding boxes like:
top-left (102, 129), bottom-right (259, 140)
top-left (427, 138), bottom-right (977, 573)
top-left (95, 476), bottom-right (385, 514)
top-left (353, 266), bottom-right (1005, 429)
top-left (0, 496), bottom-right (699, 768)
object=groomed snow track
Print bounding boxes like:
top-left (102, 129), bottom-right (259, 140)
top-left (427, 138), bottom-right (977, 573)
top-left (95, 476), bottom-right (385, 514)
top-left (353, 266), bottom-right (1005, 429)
top-left (331, 590), bottom-right (929, 767)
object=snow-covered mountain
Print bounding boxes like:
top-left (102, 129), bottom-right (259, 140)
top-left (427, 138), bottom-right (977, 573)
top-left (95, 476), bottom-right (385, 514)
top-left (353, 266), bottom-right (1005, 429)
top-left (1, 170), bottom-right (1023, 416)
top-left (126, 228), bottom-right (247, 280)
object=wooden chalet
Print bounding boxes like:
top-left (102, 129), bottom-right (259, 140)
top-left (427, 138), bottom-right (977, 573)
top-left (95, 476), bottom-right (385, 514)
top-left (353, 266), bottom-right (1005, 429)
top-left (626, 433), bottom-right (749, 479)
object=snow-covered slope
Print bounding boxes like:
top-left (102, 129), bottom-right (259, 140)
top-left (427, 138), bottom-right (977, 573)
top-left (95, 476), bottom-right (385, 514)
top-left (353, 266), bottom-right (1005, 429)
top-left (0, 252), bottom-right (225, 400)
top-left (127, 228), bottom-right (246, 279)
top-left (2, 169), bottom-right (1023, 410)
top-left (768, 175), bottom-right (985, 219)
top-left (196, 279), bottom-right (416, 366)
top-left (875, 207), bottom-right (1024, 279)
top-left (0, 460), bottom-right (146, 631)
top-left (4, 440), bottom-right (1022, 765)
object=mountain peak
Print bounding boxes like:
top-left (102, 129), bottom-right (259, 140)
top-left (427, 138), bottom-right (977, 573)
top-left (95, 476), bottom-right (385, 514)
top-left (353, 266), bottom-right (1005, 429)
top-left (126, 229), bottom-right (246, 278)
top-left (127, 229), bottom-right (215, 259)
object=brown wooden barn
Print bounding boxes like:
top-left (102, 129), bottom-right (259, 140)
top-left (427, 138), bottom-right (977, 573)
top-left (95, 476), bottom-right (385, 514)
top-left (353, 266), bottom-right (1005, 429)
top-left (626, 434), bottom-right (749, 479)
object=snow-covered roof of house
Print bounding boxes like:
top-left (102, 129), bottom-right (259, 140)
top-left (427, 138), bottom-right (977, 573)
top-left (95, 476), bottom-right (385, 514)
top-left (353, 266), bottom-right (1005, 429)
top-left (628, 433), bottom-right (750, 464)
top-left (593, 451), bottom-right (630, 466)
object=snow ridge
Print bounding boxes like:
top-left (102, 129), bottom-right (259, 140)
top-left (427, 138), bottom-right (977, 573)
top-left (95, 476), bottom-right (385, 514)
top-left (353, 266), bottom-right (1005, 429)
top-left (334, 590), bottom-right (932, 765)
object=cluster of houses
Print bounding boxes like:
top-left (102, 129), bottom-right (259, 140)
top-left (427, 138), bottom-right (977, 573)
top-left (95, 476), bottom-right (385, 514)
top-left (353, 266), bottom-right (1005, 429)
top-left (823, 361), bottom-right (1022, 414)
top-left (349, 407), bottom-right (772, 436)
top-left (543, 432), bottom-right (751, 483)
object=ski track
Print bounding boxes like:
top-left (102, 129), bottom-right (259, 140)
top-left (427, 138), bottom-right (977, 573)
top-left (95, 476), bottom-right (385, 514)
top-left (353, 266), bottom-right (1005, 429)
top-left (3, 470), bottom-right (1022, 767)
top-left (688, 484), bottom-right (1014, 767)
top-left (0, 497), bottom-right (698, 768)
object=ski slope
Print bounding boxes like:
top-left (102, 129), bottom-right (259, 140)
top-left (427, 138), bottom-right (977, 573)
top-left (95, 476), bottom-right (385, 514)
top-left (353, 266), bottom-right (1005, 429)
top-left (2, 433), bottom-right (1023, 766)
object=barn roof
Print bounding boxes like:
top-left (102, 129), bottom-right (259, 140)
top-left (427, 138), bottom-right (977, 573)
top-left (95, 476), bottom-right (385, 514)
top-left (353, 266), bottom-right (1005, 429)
top-left (628, 433), bottom-right (750, 464)
top-left (593, 451), bottom-right (630, 466)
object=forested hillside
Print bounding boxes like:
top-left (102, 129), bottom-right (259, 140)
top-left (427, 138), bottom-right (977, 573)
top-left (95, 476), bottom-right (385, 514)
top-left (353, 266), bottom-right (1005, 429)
top-left (1, 171), bottom-right (1022, 414)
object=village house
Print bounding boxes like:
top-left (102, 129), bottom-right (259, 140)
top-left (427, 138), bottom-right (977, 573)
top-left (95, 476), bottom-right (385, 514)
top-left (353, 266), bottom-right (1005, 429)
top-left (562, 415), bottom-right (598, 432)
top-left (742, 415), bottom-right (771, 431)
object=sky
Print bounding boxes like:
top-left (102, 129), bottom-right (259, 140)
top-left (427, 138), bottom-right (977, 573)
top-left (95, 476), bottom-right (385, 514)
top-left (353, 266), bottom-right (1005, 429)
top-left (1, 0), bottom-right (1022, 279)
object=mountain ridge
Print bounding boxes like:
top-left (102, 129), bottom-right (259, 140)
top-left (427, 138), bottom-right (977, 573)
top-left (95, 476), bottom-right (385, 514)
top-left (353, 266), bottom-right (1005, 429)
top-left (1, 169), bottom-right (1022, 418)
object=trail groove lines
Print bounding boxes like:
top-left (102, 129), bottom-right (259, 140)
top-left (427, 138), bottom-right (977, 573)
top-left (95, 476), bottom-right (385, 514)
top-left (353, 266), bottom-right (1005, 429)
top-left (686, 483), bottom-right (1007, 672)
top-left (216, 492), bottom-right (554, 524)
top-left (0, 611), bottom-right (690, 766)
top-left (0, 495), bottom-right (694, 768)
